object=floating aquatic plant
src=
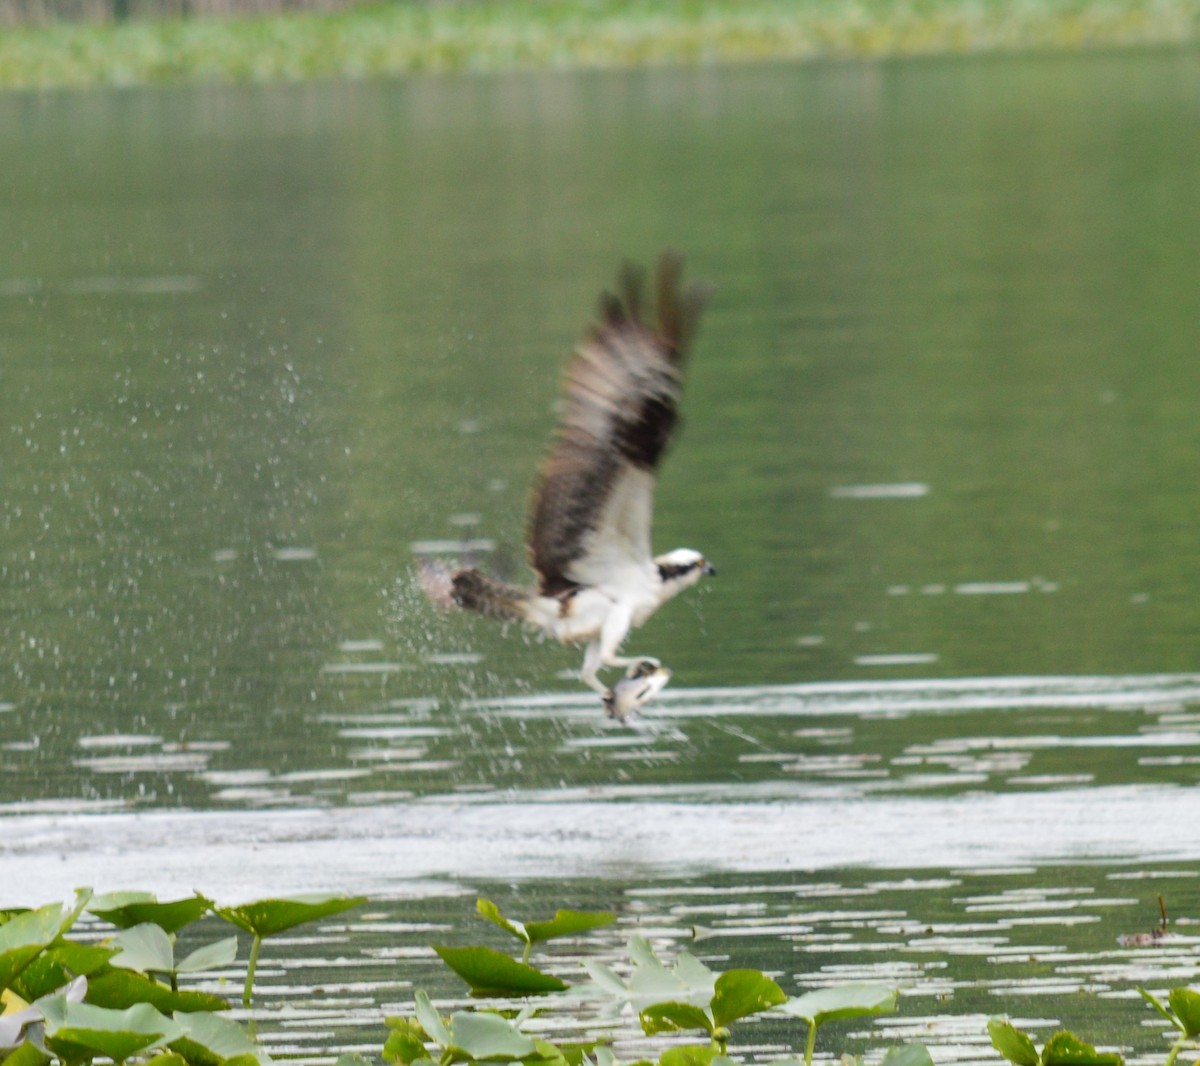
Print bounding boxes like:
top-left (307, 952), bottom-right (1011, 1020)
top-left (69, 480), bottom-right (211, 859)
top-left (215, 894), bottom-right (365, 1008)
top-left (0, 888), bottom-right (1189, 1066)
top-left (988, 1019), bottom-right (1123, 1066)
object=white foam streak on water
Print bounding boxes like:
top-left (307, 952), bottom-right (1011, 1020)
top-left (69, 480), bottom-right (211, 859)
top-left (2, 783), bottom-right (1199, 905)
top-left (658, 674), bottom-right (1200, 716)
top-left (465, 673), bottom-right (1200, 720)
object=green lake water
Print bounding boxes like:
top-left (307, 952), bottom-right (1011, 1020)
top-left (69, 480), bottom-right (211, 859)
top-left (3, 47), bottom-right (1200, 1065)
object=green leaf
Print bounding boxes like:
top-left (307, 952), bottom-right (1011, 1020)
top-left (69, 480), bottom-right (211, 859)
top-left (548, 1040), bottom-right (603, 1066)
top-left (2, 1043), bottom-right (52, 1066)
top-left (145, 1053), bottom-right (191, 1066)
top-left (177, 939), bottom-right (237, 976)
top-left (881, 1045), bottom-right (935, 1066)
top-left (629, 937), bottom-right (661, 969)
top-left (413, 992), bottom-right (451, 1049)
top-left (1138, 988), bottom-right (1177, 1028)
top-left (0, 893), bottom-right (92, 994)
top-left (383, 1019), bottom-right (428, 1066)
top-left (13, 942), bottom-right (117, 1002)
top-left (476, 900), bottom-right (528, 945)
top-left (673, 954), bottom-right (718, 999)
top-left (89, 896), bottom-right (214, 936)
top-left (171, 1011), bottom-right (270, 1066)
top-left (49, 943), bottom-right (119, 979)
top-left (1040, 1032), bottom-right (1123, 1066)
top-left (625, 941), bottom-right (713, 1010)
top-left (446, 1012), bottom-right (537, 1060)
top-left (658, 1046), bottom-right (716, 1066)
top-left (639, 1002), bottom-right (714, 1036)
top-left (1168, 989), bottom-right (1200, 1039)
top-left (86, 971), bottom-right (230, 1013)
top-left (988, 1020), bottom-right (1040, 1066)
top-left (710, 970), bottom-right (786, 1027)
top-left (582, 961), bottom-right (628, 998)
top-left (111, 925), bottom-right (176, 976)
top-left (214, 895), bottom-right (365, 939)
top-left (433, 946), bottom-right (567, 996)
top-left (334, 1056), bottom-right (375, 1066)
top-left (40, 996), bottom-right (182, 1064)
top-left (778, 985), bottom-right (897, 1027)
top-left (524, 911), bottom-right (616, 947)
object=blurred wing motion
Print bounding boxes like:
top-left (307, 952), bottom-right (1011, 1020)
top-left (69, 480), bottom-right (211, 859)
top-left (529, 250), bottom-right (708, 597)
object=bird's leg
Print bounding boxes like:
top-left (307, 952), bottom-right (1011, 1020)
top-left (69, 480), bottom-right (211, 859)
top-left (608, 654), bottom-right (662, 675)
top-left (583, 609), bottom-right (641, 718)
top-left (580, 640), bottom-right (612, 698)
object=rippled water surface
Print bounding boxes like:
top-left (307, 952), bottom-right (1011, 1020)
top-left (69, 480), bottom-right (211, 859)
top-left (3, 48), bottom-right (1200, 1065)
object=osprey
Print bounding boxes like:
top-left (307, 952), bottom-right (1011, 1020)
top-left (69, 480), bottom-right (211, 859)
top-left (422, 251), bottom-right (715, 718)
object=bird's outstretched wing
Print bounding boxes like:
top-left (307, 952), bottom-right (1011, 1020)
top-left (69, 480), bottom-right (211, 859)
top-left (528, 251), bottom-right (709, 597)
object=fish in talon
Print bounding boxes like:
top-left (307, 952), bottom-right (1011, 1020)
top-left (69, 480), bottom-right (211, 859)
top-left (604, 662), bottom-right (672, 720)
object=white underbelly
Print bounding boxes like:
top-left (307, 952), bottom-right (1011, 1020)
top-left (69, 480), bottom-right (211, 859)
top-left (536, 585), bottom-right (659, 646)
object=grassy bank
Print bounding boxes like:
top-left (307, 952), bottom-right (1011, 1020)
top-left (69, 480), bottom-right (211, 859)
top-left (1, 0), bottom-right (1199, 90)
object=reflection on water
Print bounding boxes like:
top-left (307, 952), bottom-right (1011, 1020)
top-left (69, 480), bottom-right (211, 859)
top-left (3, 48), bottom-right (1200, 1064)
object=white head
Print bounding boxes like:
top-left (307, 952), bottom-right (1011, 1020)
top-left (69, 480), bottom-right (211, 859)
top-left (654, 547), bottom-right (716, 598)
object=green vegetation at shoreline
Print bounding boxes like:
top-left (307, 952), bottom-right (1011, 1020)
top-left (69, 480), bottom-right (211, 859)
top-left (1, 0), bottom-right (1199, 90)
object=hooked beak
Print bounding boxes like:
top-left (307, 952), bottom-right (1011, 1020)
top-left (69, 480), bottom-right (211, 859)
top-left (701, 561), bottom-right (717, 577)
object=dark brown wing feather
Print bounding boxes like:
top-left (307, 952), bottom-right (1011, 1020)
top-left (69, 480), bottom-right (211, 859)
top-left (528, 251), bottom-right (710, 597)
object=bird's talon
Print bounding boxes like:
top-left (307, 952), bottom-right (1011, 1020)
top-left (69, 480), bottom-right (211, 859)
top-left (626, 657), bottom-right (661, 678)
top-left (602, 689), bottom-right (624, 721)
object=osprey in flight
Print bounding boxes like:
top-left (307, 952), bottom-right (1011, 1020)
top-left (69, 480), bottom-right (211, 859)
top-left (423, 251), bottom-right (715, 719)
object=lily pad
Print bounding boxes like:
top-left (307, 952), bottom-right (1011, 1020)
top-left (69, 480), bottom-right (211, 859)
top-left (40, 996), bottom-right (181, 1064)
top-left (170, 1010), bottom-right (270, 1066)
top-left (10, 942), bottom-right (116, 1003)
top-left (710, 969), bottom-right (786, 1027)
top-left (625, 938), bottom-right (714, 1010)
top-left (109, 925), bottom-right (237, 981)
top-left (1, 1043), bottom-right (51, 1066)
top-left (110, 925), bottom-right (176, 976)
top-left (413, 992), bottom-right (451, 1049)
top-left (988, 1020), bottom-right (1040, 1066)
top-left (89, 896), bottom-right (214, 936)
top-left (446, 1011), bottom-right (537, 1060)
top-left (177, 939), bottom-right (238, 976)
top-left (658, 1047), bottom-right (718, 1066)
top-left (215, 895), bottom-right (365, 939)
top-left (0, 893), bottom-right (91, 994)
top-left (582, 961), bottom-right (627, 998)
top-left (1168, 988), bottom-right (1200, 1039)
top-left (477, 900), bottom-right (527, 944)
top-left (639, 1002), bottom-right (713, 1036)
top-left (476, 900), bottom-right (615, 954)
top-left (882, 1045), bottom-right (936, 1066)
top-left (86, 971), bottom-right (230, 1013)
top-left (779, 985), bottom-right (897, 1026)
top-left (382, 1018), bottom-right (428, 1065)
top-left (1040, 1031), bottom-right (1123, 1066)
top-left (524, 911), bottom-right (616, 946)
top-left (145, 1054), bottom-right (191, 1066)
top-left (434, 946), bottom-right (566, 996)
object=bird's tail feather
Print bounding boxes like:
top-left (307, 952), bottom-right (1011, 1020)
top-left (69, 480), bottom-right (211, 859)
top-left (447, 567), bottom-right (531, 622)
